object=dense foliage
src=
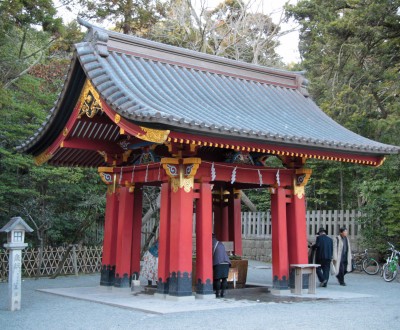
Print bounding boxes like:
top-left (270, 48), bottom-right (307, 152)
top-left (0, 0), bottom-right (104, 247)
top-left (286, 0), bottom-right (400, 250)
top-left (0, 0), bottom-right (399, 253)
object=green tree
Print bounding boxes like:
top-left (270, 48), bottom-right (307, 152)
top-left (0, 0), bottom-right (63, 88)
top-left (286, 0), bottom-right (400, 247)
top-left (69, 0), bottom-right (167, 35)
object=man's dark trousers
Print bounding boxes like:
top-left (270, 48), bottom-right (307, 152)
top-left (316, 259), bottom-right (331, 283)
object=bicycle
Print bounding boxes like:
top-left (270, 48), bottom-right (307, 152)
top-left (382, 242), bottom-right (400, 282)
top-left (352, 249), bottom-right (380, 275)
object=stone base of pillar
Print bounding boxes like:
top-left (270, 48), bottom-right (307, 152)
top-left (114, 273), bottom-right (130, 288)
top-left (195, 279), bottom-right (213, 295)
top-left (168, 271), bottom-right (192, 297)
top-left (269, 289), bottom-right (291, 295)
top-left (272, 275), bottom-right (289, 290)
top-left (156, 279), bottom-right (169, 294)
top-left (165, 294), bottom-right (195, 302)
top-left (195, 293), bottom-right (215, 300)
top-left (100, 265), bottom-right (115, 286)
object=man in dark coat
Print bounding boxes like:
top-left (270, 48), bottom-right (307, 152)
top-left (314, 227), bottom-right (333, 287)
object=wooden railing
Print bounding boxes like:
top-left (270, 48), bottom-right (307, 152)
top-left (241, 210), bottom-right (362, 239)
top-left (1, 210), bottom-right (362, 280)
top-left (142, 209), bottom-right (362, 242)
top-left (0, 245), bottom-right (102, 281)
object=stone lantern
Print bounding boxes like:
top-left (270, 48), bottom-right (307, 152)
top-left (0, 216), bottom-right (33, 311)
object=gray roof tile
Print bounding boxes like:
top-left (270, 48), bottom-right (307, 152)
top-left (19, 20), bottom-right (400, 157)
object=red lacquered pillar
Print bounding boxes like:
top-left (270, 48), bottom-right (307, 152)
top-left (271, 186), bottom-right (289, 290)
top-left (287, 169), bottom-right (312, 289)
top-left (100, 187), bottom-right (119, 286)
top-left (168, 177), bottom-right (194, 297)
top-left (161, 158), bottom-right (200, 298)
top-left (221, 198), bottom-right (229, 242)
top-left (195, 182), bottom-right (213, 295)
top-left (287, 192), bottom-right (308, 266)
top-left (157, 182), bottom-right (171, 294)
top-left (232, 190), bottom-right (243, 256)
top-left (212, 192), bottom-right (222, 239)
top-left (114, 186), bottom-right (134, 287)
top-left (130, 185), bottom-right (143, 281)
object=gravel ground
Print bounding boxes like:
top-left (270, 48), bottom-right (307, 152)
top-left (1, 260), bottom-right (399, 330)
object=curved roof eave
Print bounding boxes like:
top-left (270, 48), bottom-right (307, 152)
top-left (72, 20), bottom-right (399, 157)
top-left (17, 54), bottom-right (86, 155)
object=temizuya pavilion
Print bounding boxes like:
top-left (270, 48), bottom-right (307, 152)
top-left (19, 19), bottom-right (399, 298)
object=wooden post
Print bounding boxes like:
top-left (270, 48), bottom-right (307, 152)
top-left (271, 186), bottom-right (289, 290)
top-left (168, 176), bottom-right (194, 297)
top-left (228, 189), bottom-right (243, 256)
top-left (100, 188), bottom-right (119, 286)
top-left (195, 182), bottom-right (214, 296)
top-left (72, 245), bottom-right (78, 276)
top-left (114, 186), bottom-right (134, 288)
top-left (160, 158), bottom-right (200, 298)
top-left (131, 186), bottom-right (143, 280)
top-left (157, 182), bottom-right (171, 294)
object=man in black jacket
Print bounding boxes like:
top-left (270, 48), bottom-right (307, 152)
top-left (314, 227), bottom-right (333, 287)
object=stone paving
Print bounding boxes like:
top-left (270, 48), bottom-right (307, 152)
top-left (1, 260), bottom-right (399, 330)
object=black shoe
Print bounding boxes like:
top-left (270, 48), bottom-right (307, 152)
top-left (322, 281), bottom-right (328, 288)
top-left (220, 290), bottom-right (225, 298)
top-left (340, 282), bottom-right (346, 286)
top-left (216, 290), bottom-right (221, 298)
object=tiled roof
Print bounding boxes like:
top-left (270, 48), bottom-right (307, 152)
top-left (19, 19), bottom-right (399, 157)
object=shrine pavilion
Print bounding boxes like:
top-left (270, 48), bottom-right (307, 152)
top-left (19, 19), bottom-right (399, 298)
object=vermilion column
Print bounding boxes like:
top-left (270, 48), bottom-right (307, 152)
top-left (168, 180), bottom-right (194, 297)
top-left (232, 190), bottom-right (243, 256)
top-left (100, 188), bottom-right (119, 286)
top-left (212, 194), bottom-right (222, 239)
top-left (157, 182), bottom-right (171, 294)
top-left (221, 199), bottom-right (229, 241)
top-left (161, 158), bottom-right (200, 298)
top-left (130, 186), bottom-right (143, 281)
top-left (228, 189), bottom-right (243, 255)
top-left (195, 182), bottom-right (213, 295)
top-left (114, 186), bottom-right (134, 288)
top-left (287, 193), bottom-right (308, 266)
top-left (271, 186), bottom-right (289, 290)
top-left (287, 168), bottom-right (312, 289)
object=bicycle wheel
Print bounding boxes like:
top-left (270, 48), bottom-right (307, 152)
top-left (362, 258), bottom-right (380, 275)
top-left (383, 263), bottom-right (397, 282)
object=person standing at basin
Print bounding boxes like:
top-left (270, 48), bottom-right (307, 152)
top-left (212, 234), bottom-right (231, 298)
top-left (314, 227), bottom-right (333, 287)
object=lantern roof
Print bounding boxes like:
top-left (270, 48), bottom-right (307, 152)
top-left (0, 217), bottom-right (34, 233)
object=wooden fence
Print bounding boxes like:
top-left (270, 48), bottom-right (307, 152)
top-left (1, 210), bottom-right (362, 280)
top-left (241, 210), bottom-right (362, 239)
top-left (0, 245), bottom-right (102, 281)
top-left (139, 210), bottom-right (363, 244)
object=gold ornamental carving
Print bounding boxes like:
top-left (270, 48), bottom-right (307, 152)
top-left (78, 80), bottom-right (103, 119)
top-left (293, 168), bottom-right (312, 199)
top-left (161, 158), bottom-right (201, 193)
top-left (34, 150), bottom-right (52, 165)
top-left (137, 126), bottom-right (170, 144)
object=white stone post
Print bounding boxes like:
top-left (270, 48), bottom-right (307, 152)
top-left (1, 216), bottom-right (34, 312)
top-left (4, 244), bottom-right (26, 311)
